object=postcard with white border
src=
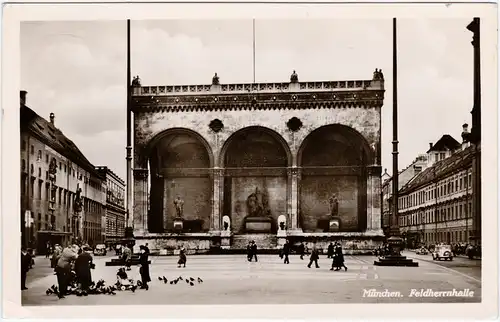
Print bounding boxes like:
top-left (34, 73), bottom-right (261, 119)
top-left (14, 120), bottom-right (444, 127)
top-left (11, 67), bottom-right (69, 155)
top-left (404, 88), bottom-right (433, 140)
top-left (1, 1), bottom-right (498, 320)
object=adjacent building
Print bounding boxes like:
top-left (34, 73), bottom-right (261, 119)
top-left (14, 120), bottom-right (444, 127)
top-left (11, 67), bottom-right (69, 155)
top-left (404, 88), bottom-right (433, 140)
top-left (20, 91), bottom-right (107, 253)
top-left (397, 128), bottom-right (475, 248)
top-left (381, 154), bottom-right (429, 234)
top-left (96, 166), bottom-right (126, 244)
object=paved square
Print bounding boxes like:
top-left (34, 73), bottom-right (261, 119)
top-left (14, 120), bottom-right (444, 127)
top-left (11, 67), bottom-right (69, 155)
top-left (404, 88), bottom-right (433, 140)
top-left (22, 253), bottom-right (481, 305)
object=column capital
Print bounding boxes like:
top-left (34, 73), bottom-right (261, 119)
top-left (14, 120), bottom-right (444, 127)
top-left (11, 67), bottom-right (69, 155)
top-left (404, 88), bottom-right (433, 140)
top-left (133, 168), bottom-right (149, 179)
top-left (212, 167), bottom-right (225, 177)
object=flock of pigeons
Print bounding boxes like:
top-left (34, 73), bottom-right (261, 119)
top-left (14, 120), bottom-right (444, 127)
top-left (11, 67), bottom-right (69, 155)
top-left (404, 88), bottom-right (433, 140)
top-left (45, 270), bottom-right (204, 298)
top-left (158, 276), bottom-right (204, 286)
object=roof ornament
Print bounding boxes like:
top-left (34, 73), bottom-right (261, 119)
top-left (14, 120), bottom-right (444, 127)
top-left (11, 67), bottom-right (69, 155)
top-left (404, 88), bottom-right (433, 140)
top-left (132, 75), bottom-right (141, 86)
top-left (373, 68), bottom-right (384, 81)
top-left (212, 73), bottom-right (220, 85)
top-left (290, 70), bottom-right (299, 83)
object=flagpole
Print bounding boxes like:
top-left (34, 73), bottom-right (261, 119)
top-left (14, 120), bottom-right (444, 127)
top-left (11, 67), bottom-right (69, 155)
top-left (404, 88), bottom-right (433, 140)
top-left (391, 17), bottom-right (399, 238)
top-left (125, 19), bottom-right (133, 240)
top-left (253, 19), bottom-right (256, 83)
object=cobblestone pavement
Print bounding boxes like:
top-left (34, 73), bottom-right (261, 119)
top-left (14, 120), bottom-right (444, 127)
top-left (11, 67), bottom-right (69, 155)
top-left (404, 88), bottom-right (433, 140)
top-left (22, 254), bottom-right (481, 305)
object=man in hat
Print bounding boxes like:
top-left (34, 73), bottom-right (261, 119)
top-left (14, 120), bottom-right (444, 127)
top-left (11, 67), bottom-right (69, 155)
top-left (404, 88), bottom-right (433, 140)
top-left (21, 247), bottom-right (31, 290)
top-left (250, 241), bottom-right (258, 262)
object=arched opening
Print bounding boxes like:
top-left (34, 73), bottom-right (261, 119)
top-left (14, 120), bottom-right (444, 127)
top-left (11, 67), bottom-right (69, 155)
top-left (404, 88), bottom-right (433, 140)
top-left (298, 124), bottom-right (372, 233)
top-left (147, 129), bottom-right (213, 233)
top-left (221, 126), bottom-right (291, 233)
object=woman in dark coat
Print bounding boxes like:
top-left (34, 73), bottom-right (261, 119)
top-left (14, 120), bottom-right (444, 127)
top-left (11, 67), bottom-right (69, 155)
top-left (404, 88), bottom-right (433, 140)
top-left (331, 244), bottom-right (347, 271)
top-left (74, 248), bottom-right (93, 290)
top-left (139, 246), bottom-right (150, 290)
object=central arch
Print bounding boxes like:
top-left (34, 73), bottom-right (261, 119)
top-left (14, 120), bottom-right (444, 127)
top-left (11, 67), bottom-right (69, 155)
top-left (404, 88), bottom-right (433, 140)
top-left (147, 128), bottom-right (213, 233)
top-left (297, 124), bottom-right (373, 233)
top-left (220, 126), bottom-right (292, 233)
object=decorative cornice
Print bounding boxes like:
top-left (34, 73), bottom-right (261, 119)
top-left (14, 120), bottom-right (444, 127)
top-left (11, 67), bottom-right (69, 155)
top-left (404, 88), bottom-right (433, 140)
top-left (132, 93), bottom-right (384, 113)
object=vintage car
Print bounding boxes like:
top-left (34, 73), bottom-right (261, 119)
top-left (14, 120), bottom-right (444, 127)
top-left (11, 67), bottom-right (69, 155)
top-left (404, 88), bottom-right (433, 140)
top-left (416, 247), bottom-right (429, 255)
top-left (432, 244), bottom-right (453, 261)
top-left (93, 244), bottom-right (107, 256)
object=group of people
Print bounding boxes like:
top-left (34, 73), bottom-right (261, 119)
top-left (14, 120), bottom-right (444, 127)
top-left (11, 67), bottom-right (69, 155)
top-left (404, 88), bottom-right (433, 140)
top-left (278, 240), bottom-right (348, 271)
top-left (246, 241), bottom-right (258, 262)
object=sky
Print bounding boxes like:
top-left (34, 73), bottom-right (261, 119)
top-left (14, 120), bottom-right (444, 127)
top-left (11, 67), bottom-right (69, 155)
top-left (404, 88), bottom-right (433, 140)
top-left (21, 19), bottom-right (475, 180)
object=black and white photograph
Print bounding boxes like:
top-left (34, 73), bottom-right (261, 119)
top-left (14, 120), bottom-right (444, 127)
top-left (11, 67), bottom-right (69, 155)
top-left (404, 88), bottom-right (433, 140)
top-left (2, 2), bottom-right (498, 320)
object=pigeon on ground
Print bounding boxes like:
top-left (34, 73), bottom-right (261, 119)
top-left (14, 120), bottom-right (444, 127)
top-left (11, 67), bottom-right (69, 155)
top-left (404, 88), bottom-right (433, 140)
top-left (197, 277), bottom-right (203, 283)
top-left (186, 279), bottom-right (189, 284)
top-left (130, 285), bottom-right (137, 292)
top-left (179, 276), bottom-right (183, 281)
top-left (169, 281), bottom-right (174, 285)
top-left (189, 277), bottom-right (194, 281)
top-left (162, 276), bottom-right (168, 284)
top-left (158, 277), bottom-right (162, 281)
top-left (189, 282), bottom-right (194, 286)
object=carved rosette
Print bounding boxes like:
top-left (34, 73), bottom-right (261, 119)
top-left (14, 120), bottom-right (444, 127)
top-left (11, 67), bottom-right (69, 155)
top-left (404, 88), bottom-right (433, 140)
top-left (287, 117), bottom-right (303, 132)
top-left (209, 119), bottom-right (224, 133)
top-left (133, 168), bottom-right (149, 179)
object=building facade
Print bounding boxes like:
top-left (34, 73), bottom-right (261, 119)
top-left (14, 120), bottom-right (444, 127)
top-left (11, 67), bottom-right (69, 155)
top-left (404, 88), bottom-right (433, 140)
top-left (131, 70), bottom-right (385, 253)
top-left (96, 166), bottom-right (126, 243)
top-left (398, 131), bottom-right (475, 248)
top-left (381, 154), bottom-right (429, 233)
top-left (20, 91), bottom-right (106, 253)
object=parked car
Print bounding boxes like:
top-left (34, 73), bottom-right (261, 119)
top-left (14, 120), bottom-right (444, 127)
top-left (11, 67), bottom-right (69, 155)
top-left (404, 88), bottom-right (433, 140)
top-left (432, 244), bottom-right (453, 261)
top-left (93, 244), bottom-right (107, 256)
top-left (416, 247), bottom-right (429, 255)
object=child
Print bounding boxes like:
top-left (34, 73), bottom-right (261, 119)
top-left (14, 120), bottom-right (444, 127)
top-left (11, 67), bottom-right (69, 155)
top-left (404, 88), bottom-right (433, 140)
top-left (116, 267), bottom-right (132, 289)
top-left (177, 247), bottom-right (187, 268)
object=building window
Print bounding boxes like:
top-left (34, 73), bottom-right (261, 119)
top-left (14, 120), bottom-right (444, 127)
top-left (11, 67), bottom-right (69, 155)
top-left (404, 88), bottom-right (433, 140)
top-left (38, 181), bottom-right (42, 199)
top-left (30, 164), bottom-right (34, 175)
top-left (64, 164), bottom-right (67, 172)
top-left (46, 154), bottom-right (49, 164)
top-left (30, 145), bottom-right (34, 155)
top-left (440, 153), bottom-right (445, 160)
top-left (468, 174), bottom-right (472, 187)
top-left (22, 159), bottom-right (26, 172)
top-left (22, 140), bottom-right (26, 150)
top-left (37, 150), bottom-right (42, 161)
top-left (59, 162), bottom-right (62, 170)
top-left (38, 167), bottom-right (42, 177)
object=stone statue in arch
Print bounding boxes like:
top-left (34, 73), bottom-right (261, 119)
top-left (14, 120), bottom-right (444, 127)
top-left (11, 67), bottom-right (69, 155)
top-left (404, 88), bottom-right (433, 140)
top-left (278, 215), bottom-right (286, 231)
top-left (174, 195), bottom-right (184, 218)
top-left (222, 215), bottom-right (231, 231)
top-left (246, 187), bottom-right (270, 217)
top-left (329, 193), bottom-right (339, 217)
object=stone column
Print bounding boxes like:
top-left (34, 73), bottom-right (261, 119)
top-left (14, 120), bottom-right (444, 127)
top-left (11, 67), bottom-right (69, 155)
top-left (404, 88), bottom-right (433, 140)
top-left (211, 168), bottom-right (223, 231)
top-left (133, 168), bottom-right (149, 236)
top-left (366, 166), bottom-right (383, 233)
top-left (288, 167), bottom-right (301, 231)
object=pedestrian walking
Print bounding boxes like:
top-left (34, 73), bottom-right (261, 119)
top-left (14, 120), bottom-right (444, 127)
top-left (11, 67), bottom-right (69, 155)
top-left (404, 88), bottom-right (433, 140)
top-left (45, 242), bottom-right (51, 259)
top-left (122, 244), bottom-right (132, 271)
top-left (51, 244), bottom-right (62, 269)
top-left (138, 245), bottom-right (150, 290)
top-left (177, 247), bottom-right (187, 268)
top-left (21, 247), bottom-right (31, 290)
top-left (74, 248), bottom-right (93, 291)
top-left (327, 242), bottom-right (334, 259)
top-left (249, 241), bottom-right (258, 262)
top-left (307, 243), bottom-right (320, 268)
top-left (331, 243), bottom-right (347, 271)
top-left (56, 244), bottom-right (78, 299)
top-left (282, 240), bottom-right (291, 264)
top-left (298, 242), bottom-right (305, 260)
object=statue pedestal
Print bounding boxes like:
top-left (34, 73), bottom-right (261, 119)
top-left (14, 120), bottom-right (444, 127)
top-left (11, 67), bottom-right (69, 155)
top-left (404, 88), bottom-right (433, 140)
top-left (221, 230), bottom-right (231, 249)
top-left (329, 217), bottom-right (341, 232)
top-left (245, 217), bottom-right (272, 233)
top-left (173, 218), bottom-right (184, 231)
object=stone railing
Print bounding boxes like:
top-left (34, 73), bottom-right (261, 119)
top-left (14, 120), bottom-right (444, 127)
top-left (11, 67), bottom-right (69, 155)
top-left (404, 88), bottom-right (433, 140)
top-left (133, 79), bottom-right (382, 96)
